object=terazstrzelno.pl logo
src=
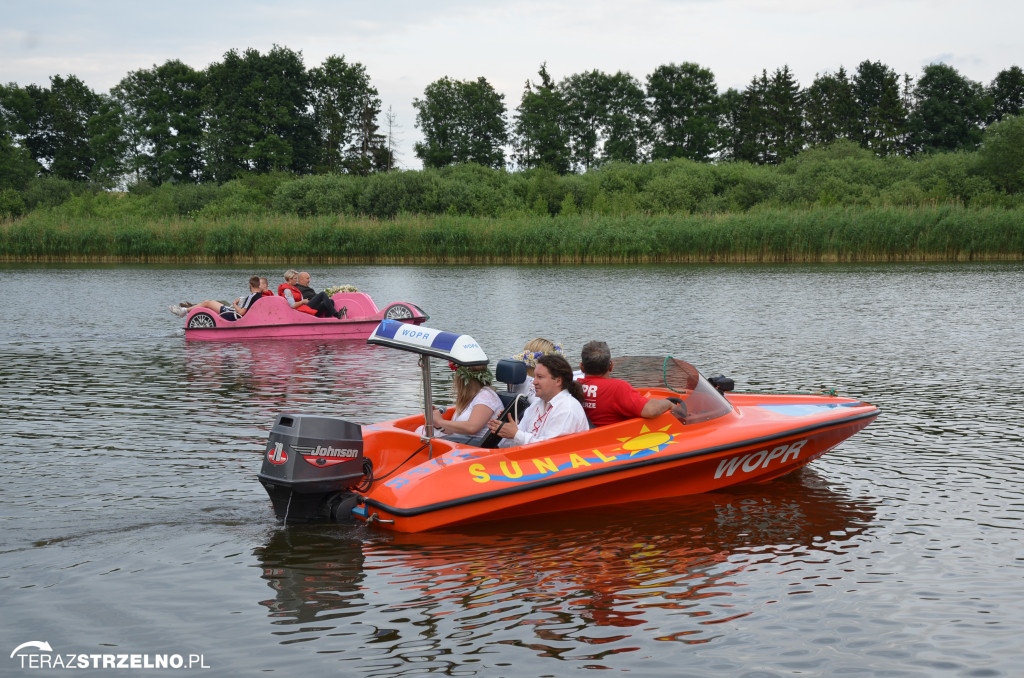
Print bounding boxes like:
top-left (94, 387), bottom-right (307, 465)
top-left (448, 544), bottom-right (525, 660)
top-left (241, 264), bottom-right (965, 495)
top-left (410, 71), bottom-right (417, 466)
top-left (10, 641), bottom-right (210, 670)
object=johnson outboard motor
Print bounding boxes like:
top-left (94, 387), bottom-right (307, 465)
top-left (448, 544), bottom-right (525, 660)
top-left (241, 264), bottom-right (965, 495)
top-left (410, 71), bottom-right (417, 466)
top-left (258, 414), bottom-right (366, 523)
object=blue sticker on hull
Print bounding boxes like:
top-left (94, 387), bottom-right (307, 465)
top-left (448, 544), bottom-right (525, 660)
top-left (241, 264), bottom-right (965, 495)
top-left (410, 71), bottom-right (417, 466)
top-left (760, 402), bottom-right (862, 416)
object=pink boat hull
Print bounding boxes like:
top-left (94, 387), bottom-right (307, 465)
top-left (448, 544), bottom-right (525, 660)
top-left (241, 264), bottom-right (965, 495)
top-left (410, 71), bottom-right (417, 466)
top-left (183, 293), bottom-right (427, 341)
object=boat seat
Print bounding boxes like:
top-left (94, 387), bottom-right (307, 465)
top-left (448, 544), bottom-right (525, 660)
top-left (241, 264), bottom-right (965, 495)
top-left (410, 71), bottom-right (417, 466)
top-left (495, 358), bottom-right (526, 389)
top-left (478, 393), bottom-right (530, 449)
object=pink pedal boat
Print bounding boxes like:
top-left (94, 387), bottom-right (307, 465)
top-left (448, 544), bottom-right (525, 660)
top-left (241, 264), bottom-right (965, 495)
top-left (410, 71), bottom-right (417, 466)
top-left (182, 292), bottom-right (428, 341)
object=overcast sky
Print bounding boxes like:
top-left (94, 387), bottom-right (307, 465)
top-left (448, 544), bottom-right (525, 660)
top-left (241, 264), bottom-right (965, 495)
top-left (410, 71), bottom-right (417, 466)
top-left (3, 0), bottom-right (1020, 169)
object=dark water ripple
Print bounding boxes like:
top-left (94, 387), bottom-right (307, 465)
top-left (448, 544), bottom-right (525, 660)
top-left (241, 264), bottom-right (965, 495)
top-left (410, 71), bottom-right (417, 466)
top-left (2, 263), bottom-right (1023, 676)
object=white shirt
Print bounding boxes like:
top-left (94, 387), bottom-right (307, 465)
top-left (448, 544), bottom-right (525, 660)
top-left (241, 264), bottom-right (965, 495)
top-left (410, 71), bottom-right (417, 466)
top-left (452, 388), bottom-right (503, 436)
top-left (499, 389), bottom-right (589, 447)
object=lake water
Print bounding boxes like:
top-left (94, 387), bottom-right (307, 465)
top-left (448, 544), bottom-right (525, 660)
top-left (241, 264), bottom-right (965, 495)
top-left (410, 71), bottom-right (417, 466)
top-left (2, 262), bottom-right (1022, 677)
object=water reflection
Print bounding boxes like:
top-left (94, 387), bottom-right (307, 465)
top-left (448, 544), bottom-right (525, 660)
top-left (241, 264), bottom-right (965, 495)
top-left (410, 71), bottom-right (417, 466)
top-left (183, 339), bottom-right (429, 424)
top-left (253, 468), bottom-right (875, 669)
top-left (5, 263), bottom-right (1023, 676)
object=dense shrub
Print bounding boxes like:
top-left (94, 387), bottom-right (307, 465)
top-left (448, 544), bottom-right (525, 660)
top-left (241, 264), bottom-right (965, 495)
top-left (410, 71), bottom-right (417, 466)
top-left (975, 115), bottom-right (1024, 194)
top-left (0, 188), bottom-right (26, 218)
top-left (21, 176), bottom-right (78, 210)
top-left (7, 140), bottom-right (1024, 237)
top-left (272, 173), bottom-right (363, 216)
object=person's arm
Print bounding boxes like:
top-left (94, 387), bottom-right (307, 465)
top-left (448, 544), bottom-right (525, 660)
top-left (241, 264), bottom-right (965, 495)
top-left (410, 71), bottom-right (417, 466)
top-left (233, 292), bottom-right (256, 317)
top-left (640, 398), bottom-right (675, 418)
top-left (283, 289), bottom-right (307, 308)
top-left (436, 404), bottom-right (496, 435)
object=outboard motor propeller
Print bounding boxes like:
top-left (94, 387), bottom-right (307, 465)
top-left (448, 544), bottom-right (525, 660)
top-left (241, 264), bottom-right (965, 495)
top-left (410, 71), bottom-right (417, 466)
top-left (258, 414), bottom-right (365, 523)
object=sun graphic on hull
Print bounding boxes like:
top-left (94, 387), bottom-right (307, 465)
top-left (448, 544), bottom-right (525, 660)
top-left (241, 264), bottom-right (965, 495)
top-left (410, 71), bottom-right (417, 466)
top-left (617, 424), bottom-right (677, 457)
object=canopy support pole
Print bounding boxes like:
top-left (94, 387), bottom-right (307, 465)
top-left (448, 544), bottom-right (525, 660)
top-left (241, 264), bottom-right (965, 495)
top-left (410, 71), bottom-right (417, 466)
top-left (419, 355), bottom-right (435, 456)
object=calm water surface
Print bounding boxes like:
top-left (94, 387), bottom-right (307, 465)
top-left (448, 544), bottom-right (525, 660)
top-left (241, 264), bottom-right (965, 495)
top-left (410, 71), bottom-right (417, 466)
top-left (1, 262), bottom-right (1022, 677)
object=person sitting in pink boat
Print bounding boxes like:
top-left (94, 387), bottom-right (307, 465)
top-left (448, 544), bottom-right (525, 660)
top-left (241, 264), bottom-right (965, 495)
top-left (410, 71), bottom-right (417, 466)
top-left (279, 270), bottom-right (346, 319)
top-left (169, 276), bottom-right (262, 319)
top-left (278, 269), bottom-right (318, 316)
top-left (486, 353), bottom-right (588, 447)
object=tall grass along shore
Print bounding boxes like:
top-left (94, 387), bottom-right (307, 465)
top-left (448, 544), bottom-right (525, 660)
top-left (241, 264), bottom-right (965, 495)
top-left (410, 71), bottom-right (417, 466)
top-left (2, 205), bottom-right (1022, 264)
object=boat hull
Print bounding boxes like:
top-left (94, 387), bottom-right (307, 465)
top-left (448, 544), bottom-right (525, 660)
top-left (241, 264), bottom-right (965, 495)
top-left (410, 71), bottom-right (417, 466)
top-left (183, 293), bottom-right (426, 341)
top-left (348, 391), bottom-right (879, 532)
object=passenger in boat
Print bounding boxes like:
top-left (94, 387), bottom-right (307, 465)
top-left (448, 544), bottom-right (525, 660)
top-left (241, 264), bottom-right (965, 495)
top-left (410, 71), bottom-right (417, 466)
top-left (169, 276), bottom-right (262, 320)
top-left (487, 353), bottom-right (589, 447)
top-left (417, 363), bottom-right (503, 438)
top-left (258, 277), bottom-right (273, 297)
top-left (278, 270), bottom-right (346, 319)
top-left (278, 270), bottom-right (318, 316)
top-left (298, 271), bottom-right (347, 319)
top-left (509, 338), bottom-right (565, 403)
top-left (578, 340), bottom-right (679, 426)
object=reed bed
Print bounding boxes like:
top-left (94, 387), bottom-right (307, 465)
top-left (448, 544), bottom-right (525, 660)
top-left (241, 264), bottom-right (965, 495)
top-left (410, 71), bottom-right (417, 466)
top-left (2, 205), bottom-right (1022, 264)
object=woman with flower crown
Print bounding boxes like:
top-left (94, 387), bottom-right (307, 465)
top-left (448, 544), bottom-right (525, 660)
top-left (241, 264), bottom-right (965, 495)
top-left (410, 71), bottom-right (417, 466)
top-left (509, 337), bottom-right (565, 404)
top-left (416, 362), bottom-right (503, 438)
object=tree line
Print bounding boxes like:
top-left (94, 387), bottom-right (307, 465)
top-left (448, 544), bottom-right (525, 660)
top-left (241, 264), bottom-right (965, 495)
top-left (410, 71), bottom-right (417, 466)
top-left (0, 46), bottom-right (393, 192)
top-left (0, 46), bottom-right (1022, 203)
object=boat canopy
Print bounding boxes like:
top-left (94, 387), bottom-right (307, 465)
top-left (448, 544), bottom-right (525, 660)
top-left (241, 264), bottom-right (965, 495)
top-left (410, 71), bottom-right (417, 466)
top-left (367, 320), bottom-right (488, 366)
top-left (367, 320), bottom-right (489, 444)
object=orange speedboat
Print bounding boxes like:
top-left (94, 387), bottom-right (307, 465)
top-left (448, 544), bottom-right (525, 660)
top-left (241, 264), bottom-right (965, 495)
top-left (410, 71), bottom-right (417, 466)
top-left (258, 321), bottom-right (879, 532)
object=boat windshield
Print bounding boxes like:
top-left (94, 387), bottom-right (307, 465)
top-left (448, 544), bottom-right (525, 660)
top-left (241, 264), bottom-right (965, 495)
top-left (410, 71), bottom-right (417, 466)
top-left (609, 356), bottom-right (734, 425)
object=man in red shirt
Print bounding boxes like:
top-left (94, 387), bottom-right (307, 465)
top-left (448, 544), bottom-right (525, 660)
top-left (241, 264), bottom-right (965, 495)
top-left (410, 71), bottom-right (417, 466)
top-left (578, 340), bottom-right (678, 426)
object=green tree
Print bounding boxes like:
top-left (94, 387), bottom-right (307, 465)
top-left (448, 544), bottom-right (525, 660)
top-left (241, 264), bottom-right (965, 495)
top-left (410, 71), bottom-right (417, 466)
top-left (988, 66), bottom-right (1024, 123)
top-left (413, 76), bottom-right (508, 169)
top-left (112, 60), bottom-right (206, 185)
top-left (908, 63), bottom-right (990, 154)
top-left (559, 70), bottom-right (606, 172)
top-left (852, 61), bottom-right (909, 156)
top-left (309, 55), bottom-right (385, 174)
top-left (203, 46), bottom-right (315, 181)
top-left (975, 114), bottom-right (1024, 194)
top-left (3, 76), bottom-right (104, 181)
top-left (601, 71), bottom-right (651, 164)
top-left (716, 87), bottom-right (743, 161)
top-left (0, 84), bottom-right (42, 188)
top-left (86, 94), bottom-right (129, 187)
top-left (765, 66), bottom-right (804, 163)
top-left (559, 69), bottom-right (651, 170)
top-left (512, 63), bottom-right (571, 173)
top-left (646, 62), bottom-right (721, 162)
top-left (0, 131), bottom-right (37, 191)
top-left (727, 72), bottom-right (770, 164)
top-left (727, 67), bottom-right (803, 165)
top-left (48, 75), bottom-right (105, 181)
top-left (347, 102), bottom-right (394, 175)
top-left (804, 67), bottom-right (857, 146)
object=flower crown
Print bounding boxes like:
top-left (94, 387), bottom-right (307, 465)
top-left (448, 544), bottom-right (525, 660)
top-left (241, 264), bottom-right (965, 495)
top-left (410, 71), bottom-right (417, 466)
top-left (448, 361), bottom-right (494, 387)
top-left (509, 343), bottom-right (564, 369)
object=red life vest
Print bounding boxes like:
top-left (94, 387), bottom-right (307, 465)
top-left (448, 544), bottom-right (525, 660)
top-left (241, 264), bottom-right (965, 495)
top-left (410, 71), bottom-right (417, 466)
top-left (278, 283), bottom-right (318, 315)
